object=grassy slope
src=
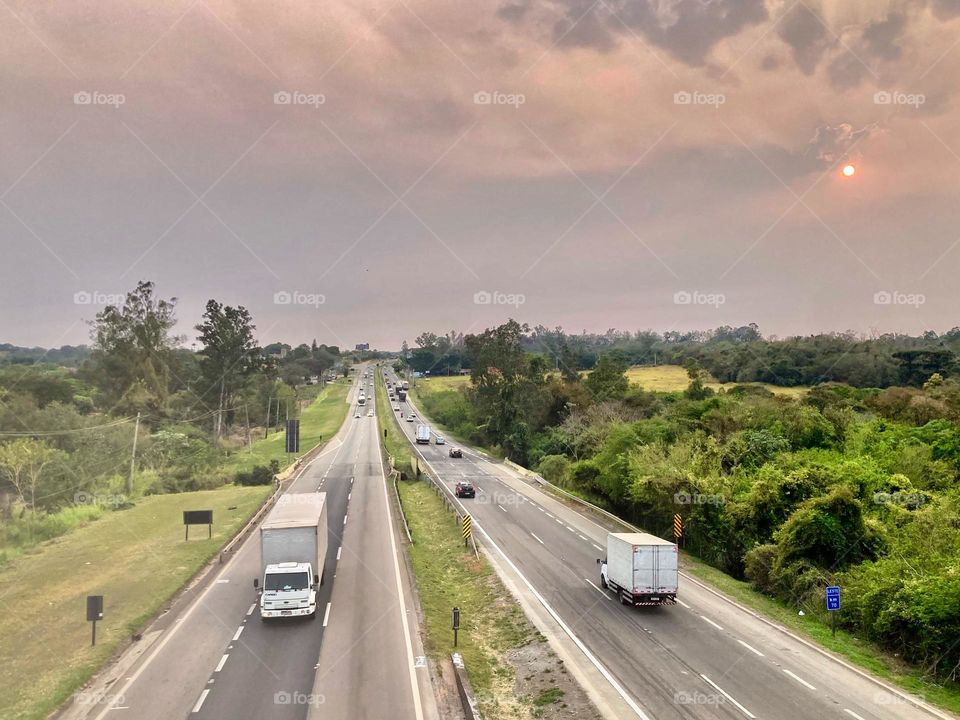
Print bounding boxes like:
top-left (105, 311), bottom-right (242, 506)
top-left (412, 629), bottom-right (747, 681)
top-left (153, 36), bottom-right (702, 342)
top-left (0, 380), bottom-right (351, 720)
top-left (625, 365), bottom-right (808, 397)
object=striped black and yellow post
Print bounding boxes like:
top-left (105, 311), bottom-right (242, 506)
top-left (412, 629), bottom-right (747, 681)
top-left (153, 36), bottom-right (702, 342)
top-left (673, 513), bottom-right (683, 540)
top-left (462, 514), bottom-right (472, 547)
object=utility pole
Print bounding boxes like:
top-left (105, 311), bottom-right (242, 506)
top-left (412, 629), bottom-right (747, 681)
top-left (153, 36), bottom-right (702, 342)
top-left (264, 394), bottom-right (272, 438)
top-left (128, 412), bottom-right (141, 497)
top-left (244, 405), bottom-right (252, 453)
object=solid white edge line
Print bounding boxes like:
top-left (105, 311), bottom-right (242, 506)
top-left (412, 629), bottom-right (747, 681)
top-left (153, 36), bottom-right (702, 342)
top-left (530, 532), bottom-right (545, 545)
top-left (214, 654), bottom-right (229, 673)
top-left (191, 689), bottom-right (210, 714)
top-left (374, 413), bottom-right (425, 720)
top-left (700, 614), bottom-right (724, 631)
top-left (322, 602), bottom-right (332, 627)
top-left (736, 639), bottom-right (764, 657)
top-left (700, 674), bottom-right (755, 718)
top-left (413, 448), bottom-right (652, 720)
top-left (91, 403), bottom-right (360, 720)
top-left (232, 626), bottom-right (244, 641)
top-left (783, 668), bottom-right (817, 690)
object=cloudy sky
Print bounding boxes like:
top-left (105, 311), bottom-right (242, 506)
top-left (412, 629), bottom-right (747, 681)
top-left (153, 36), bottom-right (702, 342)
top-left (1, 0), bottom-right (959, 350)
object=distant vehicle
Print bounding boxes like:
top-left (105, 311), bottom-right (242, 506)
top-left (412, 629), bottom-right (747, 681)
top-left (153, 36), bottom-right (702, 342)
top-left (354, 412), bottom-right (361, 418)
top-left (402, 381), bottom-right (410, 390)
top-left (256, 493), bottom-right (327, 620)
top-left (393, 405), bottom-right (400, 412)
top-left (397, 389), bottom-right (407, 401)
top-left (435, 435), bottom-right (445, 445)
top-left (416, 424), bottom-right (431, 444)
top-left (455, 482), bottom-right (475, 498)
top-left (367, 411), bottom-right (374, 417)
top-left (598, 533), bottom-right (678, 606)
top-left (449, 448), bottom-right (462, 458)
top-left (406, 416), bottom-right (414, 422)
top-left (357, 394), bottom-right (366, 406)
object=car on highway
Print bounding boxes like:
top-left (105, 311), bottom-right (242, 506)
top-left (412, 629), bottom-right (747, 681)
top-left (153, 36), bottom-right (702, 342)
top-left (406, 416), bottom-right (414, 422)
top-left (454, 481), bottom-right (475, 498)
top-left (449, 447), bottom-right (462, 458)
top-left (435, 435), bottom-right (445, 445)
top-left (354, 412), bottom-right (361, 418)
top-left (367, 411), bottom-right (374, 417)
top-left (393, 405), bottom-right (400, 411)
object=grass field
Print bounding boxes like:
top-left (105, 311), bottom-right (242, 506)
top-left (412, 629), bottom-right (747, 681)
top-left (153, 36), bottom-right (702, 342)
top-left (626, 365), bottom-right (809, 397)
top-left (0, 485), bottom-right (272, 720)
top-left (224, 380), bottom-right (350, 472)
top-left (0, 381), bottom-right (351, 720)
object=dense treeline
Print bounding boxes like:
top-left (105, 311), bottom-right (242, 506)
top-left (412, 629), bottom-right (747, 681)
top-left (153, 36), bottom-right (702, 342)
top-left (406, 323), bottom-right (960, 388)
top-left (413, 320), bottom-right (960, 684)
top-left (0, 281), bottom-right (347, 536)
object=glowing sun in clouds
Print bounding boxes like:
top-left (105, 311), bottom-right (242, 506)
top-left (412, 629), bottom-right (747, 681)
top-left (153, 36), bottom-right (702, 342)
top-left (842, 164), bottom-right (856, 177)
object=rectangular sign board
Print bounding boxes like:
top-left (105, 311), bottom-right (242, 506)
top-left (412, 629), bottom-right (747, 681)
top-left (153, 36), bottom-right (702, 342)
top-left (826, 585), bottom-right (841, 611)
top-left (183, 510), bottom-right (213, 525)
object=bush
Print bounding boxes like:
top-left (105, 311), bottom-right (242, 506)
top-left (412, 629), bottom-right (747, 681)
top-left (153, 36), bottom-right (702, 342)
top-left (235, 460), bottom-right (280, 486)
top-left (743, 543), bottom-right (778, 593)
top-left (536, 454), bottom-right (571, 486)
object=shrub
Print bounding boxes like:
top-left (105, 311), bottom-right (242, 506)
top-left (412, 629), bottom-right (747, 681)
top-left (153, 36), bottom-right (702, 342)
top-left (235, 460), bottom-right (280, 486)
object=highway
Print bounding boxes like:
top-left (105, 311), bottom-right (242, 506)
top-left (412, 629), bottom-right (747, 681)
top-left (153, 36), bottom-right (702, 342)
top-left (68, 370), bottom-right (431, 720)
top-left (386, 368), bottom-right (948, 720)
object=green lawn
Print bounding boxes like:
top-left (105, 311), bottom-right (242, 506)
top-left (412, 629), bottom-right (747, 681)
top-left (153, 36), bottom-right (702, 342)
top-left (0, 485), bottom-right (272, 720)
top-left (413, 375), bottom-right (470, 392)
top-left (625, 365), bottom-right (809, 397)
top-left (224, 380), bottom-right (350, 472)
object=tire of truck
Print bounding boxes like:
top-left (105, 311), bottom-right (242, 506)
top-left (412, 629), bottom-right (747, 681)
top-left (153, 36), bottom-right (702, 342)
top-left (599, 575), bottom-right (607, 590)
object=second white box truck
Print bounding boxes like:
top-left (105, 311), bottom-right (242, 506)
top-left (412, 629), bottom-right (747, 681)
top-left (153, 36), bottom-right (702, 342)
top-left (255, 493), bottom-right (328, 620)
top-left (598, 532), bottom-right (678, 606)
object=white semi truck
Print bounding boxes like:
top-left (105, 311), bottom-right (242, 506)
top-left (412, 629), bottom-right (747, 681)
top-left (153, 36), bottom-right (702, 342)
top-left (255, 493), bottom-right (328, 620)
top-left (598, 532), bottom-right (678, 606)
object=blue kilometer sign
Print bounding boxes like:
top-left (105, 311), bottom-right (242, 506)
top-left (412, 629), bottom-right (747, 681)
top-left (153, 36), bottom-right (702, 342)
top-left (826, 585), bottom-right (841, 611)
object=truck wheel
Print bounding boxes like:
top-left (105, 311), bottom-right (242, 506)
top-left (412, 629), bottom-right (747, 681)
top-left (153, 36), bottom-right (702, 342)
top-left (599, 575), bottom-right (607, 589)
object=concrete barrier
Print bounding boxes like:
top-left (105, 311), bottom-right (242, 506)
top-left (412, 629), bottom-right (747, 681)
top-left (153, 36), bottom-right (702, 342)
top-left (451, 652), bottom-right (483, 720)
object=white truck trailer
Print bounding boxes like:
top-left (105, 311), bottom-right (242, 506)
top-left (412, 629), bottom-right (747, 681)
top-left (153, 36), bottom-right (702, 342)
top-left (598, 532), bottom-right (678, 606)
top-left (415, 424), bottom-right (431, 444)
top-left (255, 493), bottom-right (328, 620)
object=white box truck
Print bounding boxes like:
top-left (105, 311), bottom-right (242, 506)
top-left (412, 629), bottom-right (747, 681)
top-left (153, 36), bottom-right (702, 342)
top-left (415, 424), bottom-right (431, 444)
top-left (598, 532), bottom-right (678, 606)
top-left (255, 493), bottom-right (328, 620)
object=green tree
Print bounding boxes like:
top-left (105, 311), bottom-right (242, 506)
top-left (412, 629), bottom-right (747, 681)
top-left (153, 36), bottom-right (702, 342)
top-left (0, 438), bottom-right (64, 511)
top-left (195, 301), bottom-right (261, 437)
top-left (584, 351), bottom-right (629, 402)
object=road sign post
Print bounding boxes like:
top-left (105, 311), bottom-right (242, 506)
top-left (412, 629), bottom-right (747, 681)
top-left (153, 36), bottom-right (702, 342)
top-left (461, 514), bottom-right (472, 548)
top-left (452, 606), bottom-right (460, 647)
top-left (673, 514), bottom-right (683, 547)
top-left (87, 595), bottom-right (103, 646)
top-left (183, 510), bottom-right (213, 540)
top-left (826, 585), bottom-right (841, 638)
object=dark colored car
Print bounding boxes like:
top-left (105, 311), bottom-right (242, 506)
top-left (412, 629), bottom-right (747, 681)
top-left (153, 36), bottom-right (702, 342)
top-left (449, 448), bottom-right (462, 458)
top-left (455, 481), bottom-right (475, 498)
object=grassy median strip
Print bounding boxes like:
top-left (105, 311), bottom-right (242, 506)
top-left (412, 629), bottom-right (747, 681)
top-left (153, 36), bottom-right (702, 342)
top-left (0, 381), bottom-right (350, 720)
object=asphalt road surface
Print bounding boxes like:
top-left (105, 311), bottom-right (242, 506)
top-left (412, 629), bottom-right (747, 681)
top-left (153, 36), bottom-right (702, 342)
top-left (72, 371), bottom-right (430, 720)
top-left (389, 368), bottom-right (950, 720)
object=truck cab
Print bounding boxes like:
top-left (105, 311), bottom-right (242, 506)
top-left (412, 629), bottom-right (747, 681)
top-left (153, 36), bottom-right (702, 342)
top-left (258, 561), bottom-right (317, 619)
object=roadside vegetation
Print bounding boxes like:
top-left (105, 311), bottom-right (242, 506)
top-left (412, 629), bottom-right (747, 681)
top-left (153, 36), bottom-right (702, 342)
top-left (399, 320), bottom-right (960, 704)
top-left (0, 485), bottom-right (272, 720)
top-left (0, 280), bottom-right (352, 564)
